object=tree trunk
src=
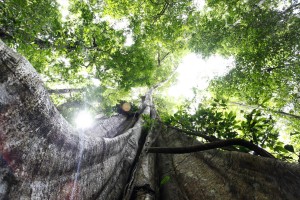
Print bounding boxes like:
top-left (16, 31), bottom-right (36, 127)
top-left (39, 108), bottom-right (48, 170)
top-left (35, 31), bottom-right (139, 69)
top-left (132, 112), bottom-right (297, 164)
top-left (1, 40), bottom-right (300, 200)
top-left (0, 40), bottom-right (151, 199)
top-left (156, 128), bottom-right (300, 200)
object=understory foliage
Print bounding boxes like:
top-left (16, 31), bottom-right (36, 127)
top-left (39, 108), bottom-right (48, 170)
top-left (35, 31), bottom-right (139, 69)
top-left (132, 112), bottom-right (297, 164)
top-left (162, 98), bottom-right (298, 161)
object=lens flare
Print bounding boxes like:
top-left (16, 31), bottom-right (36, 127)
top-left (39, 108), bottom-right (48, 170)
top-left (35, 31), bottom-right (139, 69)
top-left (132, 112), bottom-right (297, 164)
top-left (75, 110), bottom-right (93, 129)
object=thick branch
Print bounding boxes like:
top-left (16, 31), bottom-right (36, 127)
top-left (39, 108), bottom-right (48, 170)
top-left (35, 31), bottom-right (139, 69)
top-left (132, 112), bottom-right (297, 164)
top-left (162, 123), bottom-right (238, 151)
top-left (48, 88), bottom-right (84, 94)
top-left (147, 138), bottom-right (275, 158)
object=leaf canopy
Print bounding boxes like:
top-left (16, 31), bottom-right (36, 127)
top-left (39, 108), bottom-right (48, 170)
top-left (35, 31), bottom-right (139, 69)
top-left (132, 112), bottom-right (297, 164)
top-left (1, 0), bottom-right (299, 161)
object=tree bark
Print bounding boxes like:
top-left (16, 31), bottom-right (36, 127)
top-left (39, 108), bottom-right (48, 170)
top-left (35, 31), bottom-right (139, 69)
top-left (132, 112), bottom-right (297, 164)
top-left (1, 39), bottom-right (300, 200)
top-left (156, 129), bottom-right (300, 200)
top-left (0, 40), bottom-right (150, 199)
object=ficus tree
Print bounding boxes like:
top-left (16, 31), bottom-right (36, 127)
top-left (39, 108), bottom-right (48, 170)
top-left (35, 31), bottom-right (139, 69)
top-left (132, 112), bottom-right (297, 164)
top-left (1, 40), bottom-right (300, 199)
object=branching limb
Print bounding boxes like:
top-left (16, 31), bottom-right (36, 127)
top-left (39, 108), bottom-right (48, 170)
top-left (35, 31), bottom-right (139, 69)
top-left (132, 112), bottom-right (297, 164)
top-left (160, 122), bottom-right (238, 151)
top-left (48, 88), bottom-right (84, 94)
top-left (282, 3), bottom-right (300, 14)
top-left (157, 50), bottom-right (170, 67)
top-left (147, 138), bottom-right (275, 158)
top-left (153, 64), bottom-right (178, 89)
top-left (161, 52), bottom-right (170, 63)
top-left (153, 1), bottom-right (169, 20)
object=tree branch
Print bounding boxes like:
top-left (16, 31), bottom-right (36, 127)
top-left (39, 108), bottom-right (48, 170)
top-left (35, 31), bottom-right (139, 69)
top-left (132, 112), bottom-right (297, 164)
top-left (229, 102), bottom-right (300, 120)
top-left (161, 52), bottom-right (170, 62)
top-left (157, 49), bottom-right (161, 66)
top-left (48, 88), bottom-right (84, 94)
top-left (157, 51), bottom-right (170, 67)
top-left (274, 110), bottom-right (300, 119)
top-left (153, 1), bottom-right (169, 20)
top-left (263, 65), bottom-right (286, 73)
top-left (153, 64), bottom-right (178, 89)
top-left (162, 122), bottom-right (218, 142)
top-left (282, 3), bottom-right (300, 14)
top-left (160, 122), bottom-right (239, 151)
top-left (147, 138), bottom-right (275, 158)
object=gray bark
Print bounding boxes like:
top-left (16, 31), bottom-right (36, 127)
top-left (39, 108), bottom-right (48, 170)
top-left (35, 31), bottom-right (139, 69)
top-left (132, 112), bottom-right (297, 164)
top-left (0, 40), bottom-right (150, 199)
top-left (123, 100), bottom-right (160, 200)
top-left (156, 129), bottom-right (300, 200)
top-left (1, 39), bottom-right (300, 200)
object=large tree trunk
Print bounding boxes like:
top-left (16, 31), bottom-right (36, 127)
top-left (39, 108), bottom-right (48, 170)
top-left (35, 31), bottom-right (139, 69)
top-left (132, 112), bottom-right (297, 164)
top-left (1, 40), bottom-right (300, 200)
top-left (156, 129), bottom-right (300, 200)
top-left (0, 40), bottom-right (152, 199)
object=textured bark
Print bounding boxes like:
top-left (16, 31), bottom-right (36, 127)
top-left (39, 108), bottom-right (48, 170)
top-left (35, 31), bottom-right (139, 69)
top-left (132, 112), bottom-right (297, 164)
top-left (156, 128), bottom-right (300, 200)
top-left (123, 101), bottom-right (160, 200)
top-left (0, 40), bottom-right (149, 199)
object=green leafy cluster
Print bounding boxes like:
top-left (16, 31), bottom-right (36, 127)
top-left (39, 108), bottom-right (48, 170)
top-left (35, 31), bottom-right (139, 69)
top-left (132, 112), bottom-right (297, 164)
top-left (201, 0), bottom-right (300, 126)
top-left (163, 98), bottom-right (298, 161)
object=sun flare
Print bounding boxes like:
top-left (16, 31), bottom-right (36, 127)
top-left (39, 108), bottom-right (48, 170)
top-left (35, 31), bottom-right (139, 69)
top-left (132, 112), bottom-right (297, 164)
top-left (75, 110), bottom-right (94, 129)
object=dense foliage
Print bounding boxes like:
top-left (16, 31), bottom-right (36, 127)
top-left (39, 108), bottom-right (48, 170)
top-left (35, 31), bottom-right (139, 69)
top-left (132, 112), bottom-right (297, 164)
top-left (1, 0), bottom-right (299, 161)
top-left (163, 98), bottom-right (297, 161)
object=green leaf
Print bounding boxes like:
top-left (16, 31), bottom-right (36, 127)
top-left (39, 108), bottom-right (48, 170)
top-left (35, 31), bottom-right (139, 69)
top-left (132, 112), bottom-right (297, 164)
top-left (284, 145), bottom-right (295, 153)
top-left (160, 176), bottom-right (171, 186)
top-left (274, 145), bottom-right (288, 153)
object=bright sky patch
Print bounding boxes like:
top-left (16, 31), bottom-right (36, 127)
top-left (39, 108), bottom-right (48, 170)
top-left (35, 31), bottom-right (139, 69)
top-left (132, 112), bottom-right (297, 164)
top-left (168, 53), bottom-right (234, 99)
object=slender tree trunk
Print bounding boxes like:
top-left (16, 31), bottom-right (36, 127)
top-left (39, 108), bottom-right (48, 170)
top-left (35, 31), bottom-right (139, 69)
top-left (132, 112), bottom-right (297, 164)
top-left (1, 40), bottom-right (300, 200)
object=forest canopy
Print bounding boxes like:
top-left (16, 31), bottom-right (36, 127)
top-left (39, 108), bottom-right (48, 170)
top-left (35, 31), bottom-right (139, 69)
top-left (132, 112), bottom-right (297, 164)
top-left (1, 0), bottom-right (299, 161)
